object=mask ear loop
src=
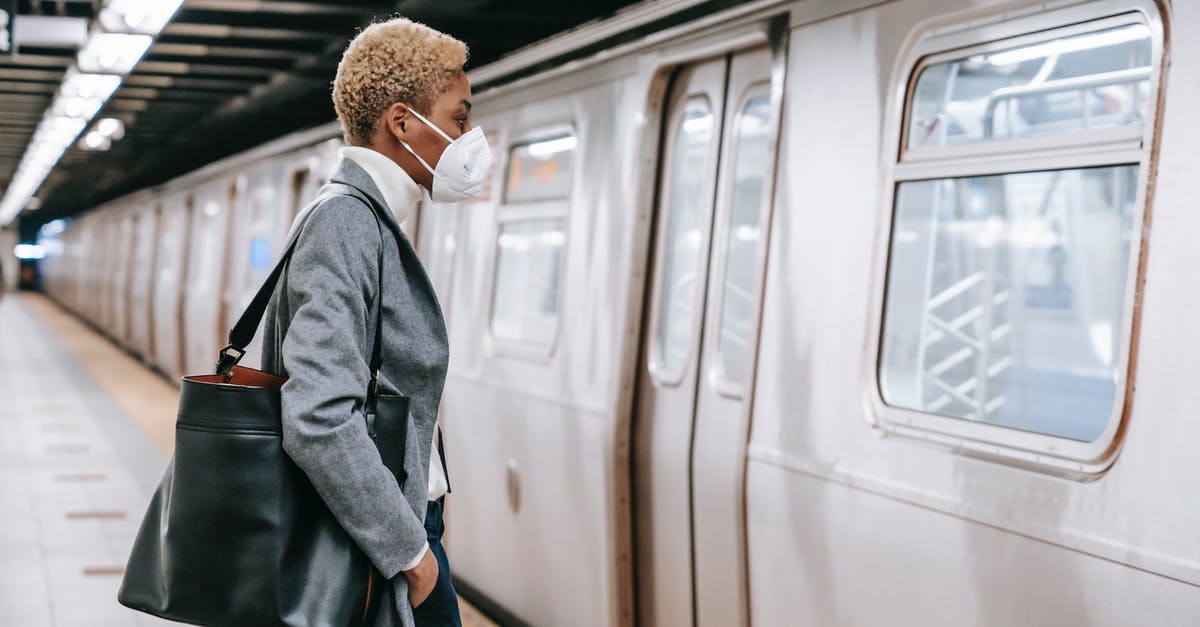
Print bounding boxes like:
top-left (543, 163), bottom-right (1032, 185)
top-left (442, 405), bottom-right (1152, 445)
top-left (406, 107), bottom-right (456, 144)
top-left (397, 104), bottom-right (453, 178)
top-left (399, 139), bottom-right (438, 177)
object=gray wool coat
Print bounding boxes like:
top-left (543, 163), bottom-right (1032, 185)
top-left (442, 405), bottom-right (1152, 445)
top-left (261, 157), bottom-right (449, 627)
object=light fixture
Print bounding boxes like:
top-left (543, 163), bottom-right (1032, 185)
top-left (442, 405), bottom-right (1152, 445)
top-left (52, 95), bottom-right (105, 120)
top-left (14, 244), bottom-right (46, 260)
top-left (77, 31), bottom-right (153, 74)
top-left (98, 0), bottom-right (185, 36)
top-left (682, 113), bottom-right (713, 134)
top-left (0, 0), bottom-right (184, 225)
top-left (986, 23), bottom-right (1149, 66)
top-left (40, 219), bottom-right (65, 236)
top-left (526, 135), bottom-right (578, 158)
top-left (60, 69), bottom-right (121, 101)
top-left (80, 131), bottom-right (112, 151)
top-left (96, 117), bottom-right (125, 139)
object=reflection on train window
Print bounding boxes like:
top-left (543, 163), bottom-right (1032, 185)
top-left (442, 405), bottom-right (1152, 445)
top-left (656, 98), bottom-right (714, 375)
top-left (505, 133), bottom-right (577, 203)
top-left (490, 217), bottom-right (566, 346)
top-left (908, 23), bottom-right (1151, 149)
top-left (717, 94), bottom-right (770, 385)
top-left (490, 128), bottom-right (576, 351)
top-left (880, 166), bottom-right (1138, 441)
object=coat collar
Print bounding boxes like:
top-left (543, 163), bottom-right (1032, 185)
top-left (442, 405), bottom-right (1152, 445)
top-left (327, 156), bottom-right (407, 236)
top-left (338, 146), bottom-right (426, 226)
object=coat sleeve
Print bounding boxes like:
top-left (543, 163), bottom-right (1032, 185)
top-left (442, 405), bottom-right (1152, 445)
top-left (277, 198), bottom-right (426, 579)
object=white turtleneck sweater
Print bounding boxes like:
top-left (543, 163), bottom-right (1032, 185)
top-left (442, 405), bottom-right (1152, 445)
top-left (340, 146), bottom-right (448, 571)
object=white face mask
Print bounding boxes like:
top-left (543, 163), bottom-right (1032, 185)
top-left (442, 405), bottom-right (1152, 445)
top-left (400, 107), bottom-right (493, 203)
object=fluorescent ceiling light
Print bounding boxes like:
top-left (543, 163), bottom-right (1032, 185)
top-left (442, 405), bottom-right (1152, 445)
top-left (80, 131), bottom-right (112, 151)
top-left (14, 244), bottom-right (46, 260)
top-left (40, 219), bottom-right (66, 237)
top-left (37, 115), bottom-right (89, 144)
top-left (99, 0), bottom-right (185, 35)
top-left (0, 115), bottom-right (88, 222)
top-left (986, 24), bottom-right (1149, 66)
top-left (77, 32), bottom-right (153, 74)
top-left (682, 113), bottom-right (713, 134)
top-left (52, 95), bottom-right (105, 119)
top-left (60, 69), bottom-right (121, 101)
top-left (0, 0), bottom-right (183, 225)
top-left (526, 135), bottom-right (578, 157)
top-left (96, 117), bottom-right (125, 139)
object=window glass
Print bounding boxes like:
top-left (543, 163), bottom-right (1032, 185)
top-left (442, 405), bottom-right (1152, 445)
top-left (490, 217), bottom-right (566, 347)
top-left (717, 94), bottom-right (770, 384)
top-left (908, 23), bottom-right (1151, 149)
top-left (656, 99), bottom-right (714, 374)
top-left (505, 133), bottom-right (577, 203)
top-left (879, 165), bottom-right (1138, 441)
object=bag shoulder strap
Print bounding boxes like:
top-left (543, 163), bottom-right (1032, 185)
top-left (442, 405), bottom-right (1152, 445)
top-left (215, 184), bottom-right (391, 376)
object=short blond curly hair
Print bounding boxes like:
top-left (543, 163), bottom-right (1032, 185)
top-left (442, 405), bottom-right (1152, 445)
top-left (333, 17), bottom-right (469, 146)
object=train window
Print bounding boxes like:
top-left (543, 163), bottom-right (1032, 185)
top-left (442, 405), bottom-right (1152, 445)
top-left (908, 23), bottom-right (1151, 150)
top-left (716, 93), bottom-right (770, 385)
top-left (505, 133), bottom-right (576, 204)
top-left (656, 99), bottom-right (714, 375)
top-left (880, 166), bottom-right (1137, 441)
top-left (878, 8), bottom-right (1162, 461)
top-left (490, 217), bottom-right (566, 346)
top-left (488, 128), bottom-right (576, 351)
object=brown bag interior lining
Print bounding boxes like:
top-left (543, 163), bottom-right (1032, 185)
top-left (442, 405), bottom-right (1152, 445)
top-left (186, 365), bottom-right (287, 390)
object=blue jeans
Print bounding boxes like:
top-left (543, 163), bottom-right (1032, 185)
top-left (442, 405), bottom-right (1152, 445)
top-left (412, 498), bottom-right (462, 627)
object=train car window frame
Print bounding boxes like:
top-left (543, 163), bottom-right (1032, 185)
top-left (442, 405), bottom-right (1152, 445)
top-left (865, 0), bottom-right (1166, 476)
top-left (483, 124), bottom-right (576, 361)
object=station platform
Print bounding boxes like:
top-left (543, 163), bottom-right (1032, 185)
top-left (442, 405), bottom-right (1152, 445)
top-left (0, 292), bottom-right (493, 627)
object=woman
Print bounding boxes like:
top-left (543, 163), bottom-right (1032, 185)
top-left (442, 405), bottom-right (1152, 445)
top-left (262, 17), bottom-right (490, 627)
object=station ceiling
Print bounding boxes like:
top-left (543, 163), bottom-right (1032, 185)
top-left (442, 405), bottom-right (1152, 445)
top-left (1, 0), bottom-right (641, 233)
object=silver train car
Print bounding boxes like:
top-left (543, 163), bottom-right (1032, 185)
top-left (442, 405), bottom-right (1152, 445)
top-left (36, 0), bottom-right (1199, 624)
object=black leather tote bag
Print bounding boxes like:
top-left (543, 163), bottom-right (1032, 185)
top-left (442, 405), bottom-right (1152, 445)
top-left (118, 186), bottom-right (411, 626)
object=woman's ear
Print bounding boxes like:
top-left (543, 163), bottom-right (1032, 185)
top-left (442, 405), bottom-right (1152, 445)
top-left (386, 102), bottom-right (411, 140)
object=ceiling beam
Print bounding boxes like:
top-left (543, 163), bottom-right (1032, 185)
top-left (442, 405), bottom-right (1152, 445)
top-left (0, 82), bottom-right (58, 94)
top-left (150, 42), bottom-right (321, 64)
top-left (161, 22), bottom-right (342, 41)
top-left (134, 60), bottom-right (279, 78)
top-left (181, 1), bottom-right (378, 16)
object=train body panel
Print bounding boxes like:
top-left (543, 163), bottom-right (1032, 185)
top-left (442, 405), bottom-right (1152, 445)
top-left (35, 0), bottom-right (1200, 624)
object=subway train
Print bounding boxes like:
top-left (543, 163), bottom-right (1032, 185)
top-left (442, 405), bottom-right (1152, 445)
top-left (34, 0), bottom-right (1200, 624)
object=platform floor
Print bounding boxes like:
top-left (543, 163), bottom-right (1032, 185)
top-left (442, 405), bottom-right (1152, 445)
top-left (0, 292), bottom-right (494, 627)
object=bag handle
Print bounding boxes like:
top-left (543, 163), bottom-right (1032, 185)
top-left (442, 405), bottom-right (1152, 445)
top-left (215, 183), bottom-right (394, 384)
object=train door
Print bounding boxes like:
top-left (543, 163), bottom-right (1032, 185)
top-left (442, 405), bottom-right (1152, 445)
top-left (635, 47), bottom-right (775, 627)
top-left (223, 166), bottom-right (289, 370)
top-left (181, 181), bottom-right (235, 376)
top-left (152, 194), bottom-right (192, 381)
top-left (113, 209), bottom-right (135, 344)
top-left (129, 203), bottom-right (159, 359)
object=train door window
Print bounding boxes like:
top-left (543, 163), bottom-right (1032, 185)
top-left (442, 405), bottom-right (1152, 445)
top-left (655, 99), bottom-right (715, 377)
top-left (876, 6), bottom-right (1163, 467)
top-left (488, 128), bottom-right (575, 352)
top-left (715, 91), bottom-right (770, 385)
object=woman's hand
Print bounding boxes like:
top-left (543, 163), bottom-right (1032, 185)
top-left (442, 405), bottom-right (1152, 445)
top-left (404, 547), bottom-right (439, 608)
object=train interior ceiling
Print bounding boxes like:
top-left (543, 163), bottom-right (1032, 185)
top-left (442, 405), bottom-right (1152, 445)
top-left (5, 0), bottom-right (1200, 626)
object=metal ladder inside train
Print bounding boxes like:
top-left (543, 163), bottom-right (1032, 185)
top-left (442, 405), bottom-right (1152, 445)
top-left (916, 181), bottom-right (1016, 421)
